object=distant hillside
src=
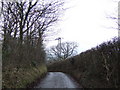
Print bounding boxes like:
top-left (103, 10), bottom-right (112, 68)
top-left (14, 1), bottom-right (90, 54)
top-left (48, 37), bottom-right (120, 88)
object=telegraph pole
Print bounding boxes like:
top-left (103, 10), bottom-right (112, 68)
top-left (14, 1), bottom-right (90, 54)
top-left (55, 37), bottom-right (62, 59)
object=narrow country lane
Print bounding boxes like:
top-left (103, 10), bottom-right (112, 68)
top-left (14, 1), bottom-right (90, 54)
top-left (34, 72), bottom-right (81, 88)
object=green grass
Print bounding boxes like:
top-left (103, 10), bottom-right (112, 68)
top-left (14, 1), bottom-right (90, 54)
top-left (2, 64), bottom-right (47, 88)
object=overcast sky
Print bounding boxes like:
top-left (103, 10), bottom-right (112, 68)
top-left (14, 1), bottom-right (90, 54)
top-left (45, 0), bottom-right (118, 53)
top-left (0, 0), bottom-right (119, 53)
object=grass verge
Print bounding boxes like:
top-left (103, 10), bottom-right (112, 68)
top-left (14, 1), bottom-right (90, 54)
top-left (2, 64), bottom-right (47, 88)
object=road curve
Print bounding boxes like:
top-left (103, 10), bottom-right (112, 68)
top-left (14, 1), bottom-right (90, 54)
top-left (34, 72), bottom-right (81, 88)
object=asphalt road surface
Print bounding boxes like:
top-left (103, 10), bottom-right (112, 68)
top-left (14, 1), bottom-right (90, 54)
top-left (35, 72), bottom-right (81, 88)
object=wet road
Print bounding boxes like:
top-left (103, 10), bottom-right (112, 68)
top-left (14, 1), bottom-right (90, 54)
top-left (35, 72), bottom-right (81, 88)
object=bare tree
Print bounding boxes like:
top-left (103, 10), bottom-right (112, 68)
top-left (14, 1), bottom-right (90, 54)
top-left (1, 0), bottom-right (65, 72)
top-left (1, 0), bottom-right (64, 43)
top-left (1, 0), bottom-right (65, 88)
top-left (106, 0), bottom-right (119, 31)
top-left (47, 42), bottom-right (78, 60)
top-left (0, 0), bottom-right (65, 58)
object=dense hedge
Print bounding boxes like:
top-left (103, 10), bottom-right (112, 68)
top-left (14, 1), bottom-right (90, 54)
top-left (48, 37), bottom-right (119, 88)
top-left (2, 32), bottom-right (47, 88)
top-left (2, 36), bottom-right (47, 88)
